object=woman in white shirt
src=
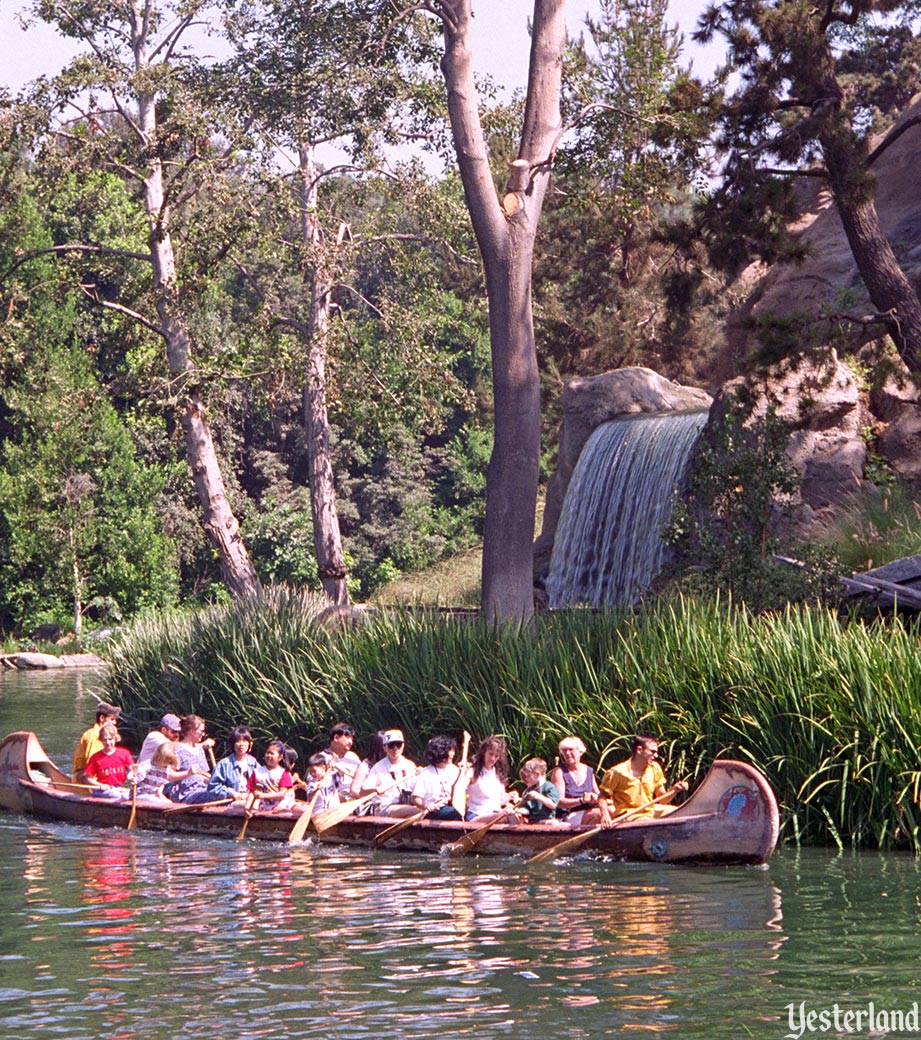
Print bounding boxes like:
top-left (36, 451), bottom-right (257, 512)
top-left (412, 735), bottom-right (463, 820)
top-left (465, 735), bottom-right (518, 821)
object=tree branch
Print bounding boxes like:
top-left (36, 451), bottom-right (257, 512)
top-left (866, 114), bottom-right (921, 168)
top-left (79, 284), bottom-right (165, 337)
top-left (3, 244), bottom-right (152, 281)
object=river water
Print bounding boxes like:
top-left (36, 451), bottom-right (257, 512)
top-left (1, 670), bottom-right (920, 1040)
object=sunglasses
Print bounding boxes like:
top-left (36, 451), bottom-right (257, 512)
top-left (387, 741), bottom-right (404, 749)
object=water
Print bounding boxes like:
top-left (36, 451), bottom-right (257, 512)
top-left (2, 670), bottom-right (921, 1039)
top-left (546, 411), bottom-right (708, 608)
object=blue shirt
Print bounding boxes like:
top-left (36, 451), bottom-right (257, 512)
top-left (207, 753), bottom-right (258, 799)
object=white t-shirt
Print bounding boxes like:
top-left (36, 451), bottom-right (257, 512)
top-left (412, 764), bottom-right (460, 809)
top-left (466, 767), bottom-right (507, 817)
top-left (366, 757), bottom-right (416, 808)
top-left (326, 749), bottom-right (361, 794)
top-left (137, 731), bottom-right (169, 770)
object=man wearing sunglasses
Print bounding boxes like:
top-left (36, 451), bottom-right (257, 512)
top-left (359, 729), bottom-right (418, 817)
top-left (598, 735), bottom-right (688, 824)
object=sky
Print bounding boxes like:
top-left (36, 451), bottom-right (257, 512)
top-left (1, 0), bottom-right (719, 95)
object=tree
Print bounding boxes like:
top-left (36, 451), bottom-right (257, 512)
top-left (534, 0), bottom-right (714, 380)
top-left (219, 0), bottom-right (444, 604)
top-left (423, 0), bottom-right (568, 622)
top-left (14, 0), bottom-right (261, 598)
top-left (0, 341), bottom-right (178, 634)
top-left (695, 0), bottom-right (921, 368)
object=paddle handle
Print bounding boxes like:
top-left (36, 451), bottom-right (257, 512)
top-left (605, 782), bottom-right (688, 827)
top-left (450, 731), bottom-right (471, 816)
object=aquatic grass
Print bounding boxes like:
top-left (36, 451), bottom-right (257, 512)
top-left (105, 588), bottom-right (921, 850)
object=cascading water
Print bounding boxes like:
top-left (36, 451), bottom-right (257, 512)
top-left (545, 410), bottom-right (708, 608)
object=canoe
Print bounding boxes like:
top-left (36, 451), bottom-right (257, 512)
top-left (0, 731), bottom-right (779, 864)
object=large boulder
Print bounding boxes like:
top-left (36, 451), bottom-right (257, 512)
top-left (534, 368), bottom-right (712, 578)
top-left (715, 350), bottom-right (868, 529)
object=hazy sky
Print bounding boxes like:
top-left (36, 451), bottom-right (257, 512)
top-left (1, 0), bottom-right (717, 94)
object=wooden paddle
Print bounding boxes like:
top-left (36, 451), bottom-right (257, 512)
top-left (162, 797), bottom-right (234, 815)
top-left (374, 806), bottom-right (428, 846)
top-left (237, 792), bottom-right (257, 839)
top-left (287, 786), bottom-right (323, 844)
top-left (527, 787), bottom-right (684, 864)
top-left (445, 810), bottom-right (507, 856)
top-left (450, 730), bottom-right (471, 818)
top-left (205, 744), bottom-right (217, 771)
top-left (126, 773), bottom-right (138, 830)
top-left (311, 775), bottom-right (403, 833)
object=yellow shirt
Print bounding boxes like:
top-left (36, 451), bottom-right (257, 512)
top-left (600, 758), bottom-right (666, 815)
top-left (73, 723), bottom-right (103, 780)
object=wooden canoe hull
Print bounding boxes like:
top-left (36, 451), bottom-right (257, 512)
top-left (0, 731), bottom-right (779, 864)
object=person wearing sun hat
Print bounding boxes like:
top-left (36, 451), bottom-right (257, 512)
top-left (72, 701), bottom-right (122, 782)
top-left (359, 728), bottom-right (418, 817)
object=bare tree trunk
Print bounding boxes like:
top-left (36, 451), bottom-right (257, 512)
top-left (131, 4), bottom-right (260, 600)
top-left (819, 79), bottom-right (921, 370)
top-left (298, 144), bottom-right (349, 605)
top-left (439, 0), bottom-right (566, 622)
top-left (833, 195), bottom-right (921, 371)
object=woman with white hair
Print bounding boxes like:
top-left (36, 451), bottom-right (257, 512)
top-left (549, 736), bottom-right (601, 827)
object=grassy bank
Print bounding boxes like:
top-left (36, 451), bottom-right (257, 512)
top-left (104, 587), bottom-right (921, 850)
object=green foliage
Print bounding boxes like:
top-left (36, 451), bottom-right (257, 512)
top-left (821, 485), bottom-right (921, 573)
top-left (694, 0), bottom-right (921, 280)
top-left (0, 342), bottom-right (178, 632)
top-left (534, 0), bottom-right (723, 385)
top-left (106, 591), bottom-right (921, 850)
top-left (664, 391), bottom-right (809, 610)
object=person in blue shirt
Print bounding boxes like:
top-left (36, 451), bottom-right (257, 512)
top-left (206, 725), bottom-right (259, 803)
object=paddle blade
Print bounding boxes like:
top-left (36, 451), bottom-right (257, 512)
top-left (446, 812), bottom-right (504, 856)
top-left (288, 788), bottom-right (322, 844)
top-left (374, 808), bottom-right (427, 846)
top-left (527, 826), bottom-right (602, 864)
top-left (312, 791), bottom-right (374, 833)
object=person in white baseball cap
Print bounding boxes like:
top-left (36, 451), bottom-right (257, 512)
top-left (359, 728), bottom-right (418, 816)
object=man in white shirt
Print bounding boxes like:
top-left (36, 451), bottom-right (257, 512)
top-left (137, 713), bottom-right (181, 769)
top-left (324, 722), bottom-right (362, 797)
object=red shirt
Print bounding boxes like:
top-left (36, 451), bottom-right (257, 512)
top-left (85, 747), bottom-right (134, 786)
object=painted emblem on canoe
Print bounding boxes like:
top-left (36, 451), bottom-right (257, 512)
top-left (719, 785), bottom-right (762, 825)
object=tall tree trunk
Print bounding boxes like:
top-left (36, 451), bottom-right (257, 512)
top-left (831, 194), bottom-right (921, 371)
top-left (818, 79), bottom-right (921, 370)
top-left (131, 8), bottom-right (260, 600)
top-left (298, 144), bottom-right (349, 605)
top-left (439, 0), bottom-right (566, 623)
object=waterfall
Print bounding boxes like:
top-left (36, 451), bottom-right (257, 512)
top-left (545, 410), bottom-right (708, 608)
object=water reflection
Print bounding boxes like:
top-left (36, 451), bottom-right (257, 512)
top-left (5, 672), bottom-right (921, 1040)
top-left (0, 790), bottom-right (791, 1039)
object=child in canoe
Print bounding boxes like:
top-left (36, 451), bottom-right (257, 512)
top-left (302, 753), bottom-right (340, 813)
top-left (247, 740), bottom-right (296, 811)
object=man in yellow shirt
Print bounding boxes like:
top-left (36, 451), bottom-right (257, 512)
top-left (73, 702), bottom-right (121, 782)
top-left (599, 735), bottom-right (688, 825)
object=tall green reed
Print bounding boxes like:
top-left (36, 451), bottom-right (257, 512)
top-left (103, 588), bottom-right (921, 850)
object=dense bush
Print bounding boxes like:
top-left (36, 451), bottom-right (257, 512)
top-left (105, 588), bottom-right (921, 851)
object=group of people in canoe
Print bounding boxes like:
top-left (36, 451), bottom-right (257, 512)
top-left (70, 701), bottom-right (688, 827)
